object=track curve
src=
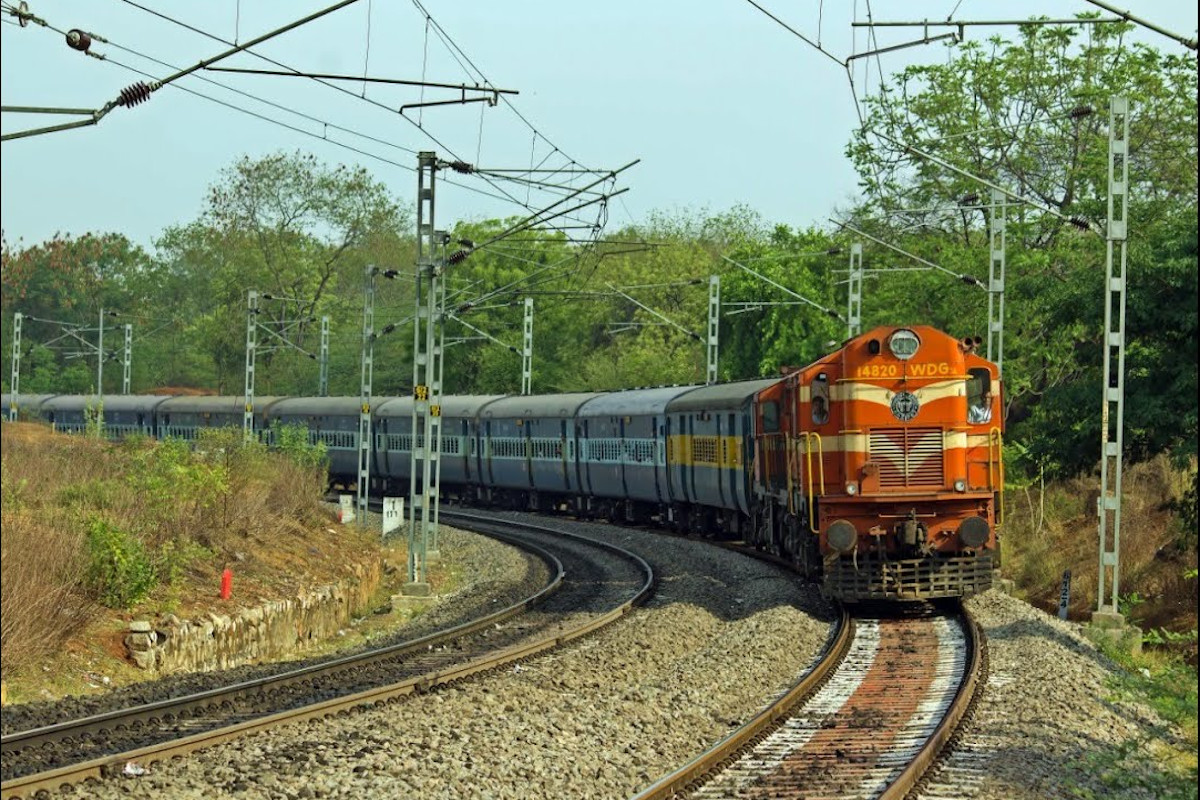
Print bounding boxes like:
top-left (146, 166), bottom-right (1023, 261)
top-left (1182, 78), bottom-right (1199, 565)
top-left (1, 513), bottom-right (654, 800)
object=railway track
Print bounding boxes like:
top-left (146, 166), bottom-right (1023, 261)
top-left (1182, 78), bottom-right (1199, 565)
top-left (0, 513), bottom-right (654, 800)
top-left (634, 603), bottom-right (984, 800)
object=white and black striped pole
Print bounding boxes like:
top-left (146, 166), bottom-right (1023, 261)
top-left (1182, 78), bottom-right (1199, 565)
top-left (9, 312), bottom-right (21, 420)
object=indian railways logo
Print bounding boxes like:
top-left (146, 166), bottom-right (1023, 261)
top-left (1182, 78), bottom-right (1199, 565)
top-left (890, 391), bottom-right (920, 422)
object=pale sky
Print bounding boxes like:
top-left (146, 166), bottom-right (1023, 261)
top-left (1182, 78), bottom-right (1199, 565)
top-left (1, 1), bottom-right (1195, 250)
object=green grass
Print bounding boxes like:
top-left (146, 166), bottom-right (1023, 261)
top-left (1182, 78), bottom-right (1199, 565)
top-left (1067, 640), bottom-right (1198, 800)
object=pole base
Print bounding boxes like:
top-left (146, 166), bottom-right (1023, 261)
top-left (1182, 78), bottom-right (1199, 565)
top-left (401, 581), bottom-right (431, 597)
top-left (1086, 607), bottom-right (1142, 656)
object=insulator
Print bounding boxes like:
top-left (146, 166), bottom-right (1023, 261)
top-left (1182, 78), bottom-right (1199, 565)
top-left (117, 81), bottom-right (154, 108)
top-left (826, 247), bottom-right (843, 255)
top-left (380, 323), bottom-right (396, 336)
top-left (1069, 105), bottom-right (1094, 119)
top-left (457, 238), bottom-right (475, 249)
top-left (960, 274), bottom-right (982, 287)
top-left (448, 161), bottom-right (474, 174)
top-left (1068, 216), bottom-right (1091, 231)
top-left (959, 193), bottom-right (980, 205)
top-left (448, 249), bottom-right (470, 265)
top-left (66, 29), bottom-right (91, 52)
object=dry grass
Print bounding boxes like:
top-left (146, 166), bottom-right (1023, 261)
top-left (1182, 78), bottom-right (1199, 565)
top-left (1003, 454), bottom-right (1198, 651)
top-left (0, 422), bottom-right (382, 684)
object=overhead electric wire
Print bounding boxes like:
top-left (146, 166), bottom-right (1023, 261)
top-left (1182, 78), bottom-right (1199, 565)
top-left (742, 0), bottom-right (843, 66)
top-left (407, 0), bottom-right (593, 182)
top-left (114, 0), bottom-right (614, 235)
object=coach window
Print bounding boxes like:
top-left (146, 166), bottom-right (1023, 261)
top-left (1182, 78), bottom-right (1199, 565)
top-left (967, 368), bottom-right (993, 424)
top-left (811, 374), bottom-right (830, 425)
top-left (762, 401), bottom-right (780, 434)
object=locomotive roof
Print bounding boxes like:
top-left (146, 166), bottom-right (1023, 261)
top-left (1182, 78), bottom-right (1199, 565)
top-left (157, 395), bottom-right (285, 414)
top-left (481, 392), bottom-right (606, 419)
top-left (577, 385), bottom-right (699, 417)
top-left (41, 394), bottom-right (174, 413)
top-left (375, 395), bottom-right (506, 418)
top-left (665, 378), bottom-right (782, 412)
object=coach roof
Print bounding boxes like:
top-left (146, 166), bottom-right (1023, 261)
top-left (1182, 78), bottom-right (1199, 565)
top-left (481, 392), bottom-right (605, 419)
top-left (665, 378), bottom-right (782, 413)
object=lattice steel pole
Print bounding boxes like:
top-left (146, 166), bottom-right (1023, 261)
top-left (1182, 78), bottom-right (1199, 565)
top-left (95, 307), bottom-right (105, 436)
top-left (706, 275), bottom-right (720, 385)
top-left (847, 243), bottom-right (863, 338)
top-left (9, 312), bottom-right (22, 420)
top-left (428, 232), bottom-right (448, 557)
top-left (357, 267), bottom-right (376, 526)
top-left (521, 297), bottom-right (534, 394)
top-left (243, 290), bottom-right (258, 441)
top-left (319, 315), bottom-right (330, 396)
top-left (122, 323), bottom-right (132, 394)
top-left (988, 189), bottom-right (1007, 374)
top-left (406, 152), bottom-right (437, 594)
top-left (1096, 96), bottom-right (1130, 617)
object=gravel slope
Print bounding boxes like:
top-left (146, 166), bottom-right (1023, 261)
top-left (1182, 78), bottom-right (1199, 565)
top-left (917, 590), bottom-right (1190, 800)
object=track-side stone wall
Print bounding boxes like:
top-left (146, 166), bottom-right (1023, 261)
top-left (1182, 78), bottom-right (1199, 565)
top-left (125, 560), bottom-right (383, 673)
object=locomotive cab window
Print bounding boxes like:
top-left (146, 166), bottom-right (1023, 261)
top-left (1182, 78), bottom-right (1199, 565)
top-left (967, 367), bottom-right (993, 424)
top-left (761, 401), bottom-right (780, 433)
top-left (811, 375), bottom-right (830, 425)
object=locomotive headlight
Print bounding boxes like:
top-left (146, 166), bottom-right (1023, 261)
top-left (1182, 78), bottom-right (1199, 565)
top-left (888, 329), bottom-right (921, 360)
top-left (954, 479), bottom-right (967, 492)
top-left (958, 516), bottom-right (990, 549)
top-left (827, 520), bottom-right (858, 553)
top-left (845, 482), bottom-right (858, 495)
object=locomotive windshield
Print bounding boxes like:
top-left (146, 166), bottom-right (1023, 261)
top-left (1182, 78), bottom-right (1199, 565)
top-left (967, 367), bottom-right (993, 424)
top-left (811, 375), bottom-right (830, 425)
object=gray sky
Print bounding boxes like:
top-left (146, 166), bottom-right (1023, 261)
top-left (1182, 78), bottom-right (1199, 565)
top-left (2, 1), bottom-right (1195, 250)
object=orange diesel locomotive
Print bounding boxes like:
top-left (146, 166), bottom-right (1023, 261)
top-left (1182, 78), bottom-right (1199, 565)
top-left (752, 325), bottom-right (1002, 601)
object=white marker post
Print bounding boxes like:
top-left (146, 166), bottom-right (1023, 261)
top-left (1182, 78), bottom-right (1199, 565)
top-left (338, 494), bottom-right (356, 524)
top-left (382, 497), bottom-right (404, 537)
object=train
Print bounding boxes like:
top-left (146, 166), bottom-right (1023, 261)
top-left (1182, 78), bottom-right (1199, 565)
top-left (2, 325), bottom-right (1003, 602)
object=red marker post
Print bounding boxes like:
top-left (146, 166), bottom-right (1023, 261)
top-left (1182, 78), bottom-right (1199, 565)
top-left (220, 568), bottom-right (233, 600)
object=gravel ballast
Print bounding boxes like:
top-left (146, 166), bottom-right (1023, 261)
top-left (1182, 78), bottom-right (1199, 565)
top-left (45, 515), bottom-right (836, 799)
top-left (917, 590), bottom-right (1189, 800)
top-left (20, 517), bottom-right (1188, 799)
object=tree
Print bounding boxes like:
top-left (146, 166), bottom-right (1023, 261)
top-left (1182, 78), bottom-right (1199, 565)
top-left (843, 20), bottom-right (1198, 476)
top-left (156, 151), bottom-right (412, 394)
top-left (2, 232), bottom-right (152, 393)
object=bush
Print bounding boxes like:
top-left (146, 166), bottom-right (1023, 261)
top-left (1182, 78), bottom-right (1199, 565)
top-left (271, 421), bottom-right (329, 471)
top-left (84, 517), bottom-right (157, 610)
top-left (0, 511), bottom-right (94, 673)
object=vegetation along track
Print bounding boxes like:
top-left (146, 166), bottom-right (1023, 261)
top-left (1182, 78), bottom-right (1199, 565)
top-left (634, 602), bottom-right (983, 800)
top-left (0, 512), bottom-right (654, 799)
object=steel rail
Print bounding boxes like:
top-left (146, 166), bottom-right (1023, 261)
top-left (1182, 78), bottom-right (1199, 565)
top-left (1, 527), bottom-right (561, 751)
top-left (631, 607), bottom-right (854, 800)
top-left (2, 514), bottom-right (655, 799)
top-left (878, 611), bottom-right (984, 800)
top-left (632, 606), bottom-right (984, 800)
